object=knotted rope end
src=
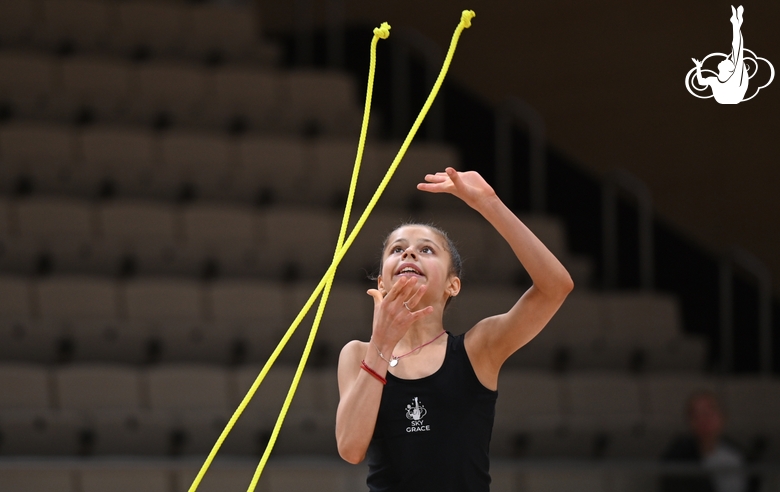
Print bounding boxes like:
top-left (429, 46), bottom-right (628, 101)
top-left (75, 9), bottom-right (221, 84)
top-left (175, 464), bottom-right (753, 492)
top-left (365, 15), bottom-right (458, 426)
top-left (374, 22), bottom-right (391, 39)
top-left (461, 10), bottom-right (475, 28)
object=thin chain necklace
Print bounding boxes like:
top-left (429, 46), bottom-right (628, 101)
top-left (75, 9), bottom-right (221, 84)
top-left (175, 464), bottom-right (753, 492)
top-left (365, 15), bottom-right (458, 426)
top-left (372, 331), bottom-right (447, 367)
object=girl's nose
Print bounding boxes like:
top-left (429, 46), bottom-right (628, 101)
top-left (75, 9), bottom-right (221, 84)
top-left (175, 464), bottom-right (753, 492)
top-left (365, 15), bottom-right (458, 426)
top-left (402, 247), bottom-right (417, 259)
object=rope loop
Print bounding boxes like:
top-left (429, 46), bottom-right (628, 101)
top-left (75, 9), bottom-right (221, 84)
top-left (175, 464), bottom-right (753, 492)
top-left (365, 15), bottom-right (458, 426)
top-left (374, 22), bottom-right (391, 39)
top-left (461, 10), bottom-right (476, 28)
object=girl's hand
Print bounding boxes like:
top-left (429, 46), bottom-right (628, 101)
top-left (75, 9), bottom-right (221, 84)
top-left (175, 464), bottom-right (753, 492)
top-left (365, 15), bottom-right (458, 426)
top-left (367, 276), bottom-right (433, 352)
top-left (417, 167), bottom-right (497, 210)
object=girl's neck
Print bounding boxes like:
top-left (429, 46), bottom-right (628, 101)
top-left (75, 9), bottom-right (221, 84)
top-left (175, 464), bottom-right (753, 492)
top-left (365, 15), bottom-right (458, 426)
top-left (397, 317), bottom-right (446, 352)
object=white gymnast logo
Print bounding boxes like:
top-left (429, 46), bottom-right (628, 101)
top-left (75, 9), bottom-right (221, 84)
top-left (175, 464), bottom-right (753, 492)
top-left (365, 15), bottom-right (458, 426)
top-left (685, 5), bottom-right (774, 104)
top-left (406, 397), bottom-right (427, 421)
top-left (405, 397), bottom-right (431, 433)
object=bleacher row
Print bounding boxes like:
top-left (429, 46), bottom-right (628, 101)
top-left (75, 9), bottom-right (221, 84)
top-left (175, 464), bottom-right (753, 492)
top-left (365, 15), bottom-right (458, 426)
top-left (0, 125), bottom-right (453, 206)
top-left (0, 193), bottom-right (594, 282)
top-left (0, 0), bottom-right (278, 65)
top-left (0, 274), bottom-right (703, 370)
top-left (1, 363), bottom-right (778, 459)
top-left (0, 54), bottom-right (361, 135)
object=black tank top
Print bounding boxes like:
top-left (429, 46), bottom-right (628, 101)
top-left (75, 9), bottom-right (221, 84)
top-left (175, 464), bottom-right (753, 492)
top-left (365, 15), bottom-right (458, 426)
top-left (366, 332), bottom-right (498, 492)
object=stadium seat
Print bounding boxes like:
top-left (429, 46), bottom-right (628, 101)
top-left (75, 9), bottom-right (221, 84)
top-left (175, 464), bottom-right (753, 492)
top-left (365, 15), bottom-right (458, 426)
top-left (233, 136), bottom-right (308, 205)
top-left (724, 377), bottom-right (780, 432)
top-left (147, 364), bottom-right (231, 412)
top-left (643, 374), bottom-right (721, 430)
top-left (283, 70), bottom-right (361, 137)
top-left (643, 336), bottom-right (708, 372)
top-left (184, 4), bottom-right (264, 63)
top-left (37, 0), bottom-right (114, 54)
top-left (0, 469), bottom-right (74, 492)
top-left (131, 62), bottom-right (209, 128)
top-left (0, 52), bottom-right (55, 121)
top-left (38, 276), bottom-right (118, 319)
top-left (492, 371), bottom-right (563, 457)
top-left (112, 2), bottom-right (186, 59)
top-left (0, 277), bottom-right (60, 362)
top-left (55, 364), bottom-right (141, 411)
top-left (261, 208), bottom-right (340, 280)
top-left (90, 409), bottom-right (173, 455)
top-left (124, 278), bottom-right (207, 360)
top-left (213, 67), bottom-right (282, 130)
top-left (601, 293), bottom-right (682, 347)
top-left (308, 138), bottom-right (363, 206)
top-left (58, 56), bottom-right (133, 125)
top-left (0, 123), bottom-right (76, 195)
top-left (80, 467), bottom-right (172, 492)
top-left (5, 198), bottom-right (96, 274)
top-left (16, 197), bottom-right (93, 238)
top-left (364, 142), bottom-right (457, 210)
top-left (179, 203), bottom-right (261, 278)
top-left (0, 198), bottom-right (7, 235)
top-left (125, 277), bottom-right (203, 320)
top-left (0, 409), bottom-right (83, 455)
top-left (80, 126), bottom-right (156, 197)
top-left (210, 279), bottom-right (287, 363)
top-left (0, 0), bottom-right (38, 47)
top-left (95, 200), bottom-right (179, 275)
top-left (159, 131), bottom-right (234, 199)
top-left (0, 363), bottom-right (51, 410)
top-left (565, 372), bottom-right (642, 429)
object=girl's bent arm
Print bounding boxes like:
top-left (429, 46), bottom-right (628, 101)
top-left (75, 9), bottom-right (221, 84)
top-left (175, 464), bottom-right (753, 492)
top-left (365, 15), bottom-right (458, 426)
top-left (419, 169), bottom-right (573, 387)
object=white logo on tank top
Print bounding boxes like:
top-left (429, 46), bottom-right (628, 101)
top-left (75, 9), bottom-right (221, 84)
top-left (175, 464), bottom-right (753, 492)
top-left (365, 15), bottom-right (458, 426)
top-left (405, 397), bottom-right (430, 433)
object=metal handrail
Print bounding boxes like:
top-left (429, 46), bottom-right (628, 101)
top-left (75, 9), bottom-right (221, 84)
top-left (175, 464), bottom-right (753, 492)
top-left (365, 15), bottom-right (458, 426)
top-left (494, 97), bottom-right (546, 212)
top-left (391, 27), bottom-right (444, 141)
top-left (720, 248), bottom-right (773, 375)
top-left (602, 169), bottom-right (654, 291)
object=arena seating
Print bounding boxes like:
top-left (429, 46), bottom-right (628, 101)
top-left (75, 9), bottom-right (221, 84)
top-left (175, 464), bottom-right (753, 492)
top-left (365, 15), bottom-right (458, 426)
top-left (2, 0), bottom-right (777, 490)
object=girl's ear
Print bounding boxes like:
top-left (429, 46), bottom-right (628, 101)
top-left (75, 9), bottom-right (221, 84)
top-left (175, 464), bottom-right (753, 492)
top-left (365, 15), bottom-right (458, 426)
top-left (446, 276), bottom-right (461, 298)
top-left (377, 275), bottom-right (386, 296)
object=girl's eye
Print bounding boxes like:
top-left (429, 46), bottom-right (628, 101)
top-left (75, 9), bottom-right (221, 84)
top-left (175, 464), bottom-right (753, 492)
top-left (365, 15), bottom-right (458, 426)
top-left (392, 246), bottom-right (403, 253)
top-left (421, 246), bottom-right (433, 254)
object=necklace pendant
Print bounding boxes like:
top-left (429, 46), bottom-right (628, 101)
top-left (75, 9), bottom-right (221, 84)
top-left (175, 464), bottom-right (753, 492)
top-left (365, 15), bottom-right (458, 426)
top-left (389, 358), bottom-right (399, 367)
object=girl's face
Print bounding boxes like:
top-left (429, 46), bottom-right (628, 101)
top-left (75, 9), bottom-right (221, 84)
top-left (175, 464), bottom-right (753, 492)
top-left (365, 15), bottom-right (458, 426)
top-left (377, 225), bottom-right (460, 307)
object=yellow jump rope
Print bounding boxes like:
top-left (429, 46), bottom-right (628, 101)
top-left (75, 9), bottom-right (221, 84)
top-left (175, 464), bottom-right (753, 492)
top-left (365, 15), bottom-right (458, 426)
top-left (188, 10), bottom-right (475, 492)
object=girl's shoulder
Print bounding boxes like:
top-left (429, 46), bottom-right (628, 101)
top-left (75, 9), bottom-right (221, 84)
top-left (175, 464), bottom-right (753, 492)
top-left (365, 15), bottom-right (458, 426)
top-left (339, 339), bottom-right (369, 364)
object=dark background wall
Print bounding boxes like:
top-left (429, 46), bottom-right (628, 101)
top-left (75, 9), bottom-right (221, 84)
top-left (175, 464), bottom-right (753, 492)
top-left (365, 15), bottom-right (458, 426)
top-left (261, 0), bottom-right (780, 295)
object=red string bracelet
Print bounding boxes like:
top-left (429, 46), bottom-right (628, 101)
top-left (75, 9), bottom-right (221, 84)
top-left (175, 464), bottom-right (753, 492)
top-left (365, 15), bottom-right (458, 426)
top-left (361, 360), bottom-right (387, 386)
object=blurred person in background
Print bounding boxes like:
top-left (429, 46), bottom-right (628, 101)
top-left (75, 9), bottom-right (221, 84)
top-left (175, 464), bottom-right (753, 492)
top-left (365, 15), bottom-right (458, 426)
top-left (660, 390), bottom-right (748, 492)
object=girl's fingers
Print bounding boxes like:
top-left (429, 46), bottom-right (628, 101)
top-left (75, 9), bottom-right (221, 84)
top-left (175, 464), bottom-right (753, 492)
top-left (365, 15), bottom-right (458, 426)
top-left (410, 305), bottom-right (435, 320)
top-left (387, 275), bottom-right (416, 302)
top-left (404, 284), bottom-right (428, 311)
top-left (424, 173), bottom-right (448, 183)
top-left (367, 289), bottom-right (384, 306)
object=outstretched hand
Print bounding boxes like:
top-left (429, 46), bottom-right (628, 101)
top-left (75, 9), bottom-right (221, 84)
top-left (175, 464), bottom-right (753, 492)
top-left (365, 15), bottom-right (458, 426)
top-left (692, 58), bottom-right (703, 67)
top-left (417, 167), bottom-right (497, 210)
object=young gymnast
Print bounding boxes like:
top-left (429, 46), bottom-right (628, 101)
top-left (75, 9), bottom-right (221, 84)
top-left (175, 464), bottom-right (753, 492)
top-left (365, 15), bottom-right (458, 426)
top-left (335, 167), bottom-right (574, 491)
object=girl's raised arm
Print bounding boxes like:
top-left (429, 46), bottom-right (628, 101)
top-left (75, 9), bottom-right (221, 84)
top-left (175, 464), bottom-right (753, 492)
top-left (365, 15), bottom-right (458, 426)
top-left (418, 168), bottom-right (574, 388)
